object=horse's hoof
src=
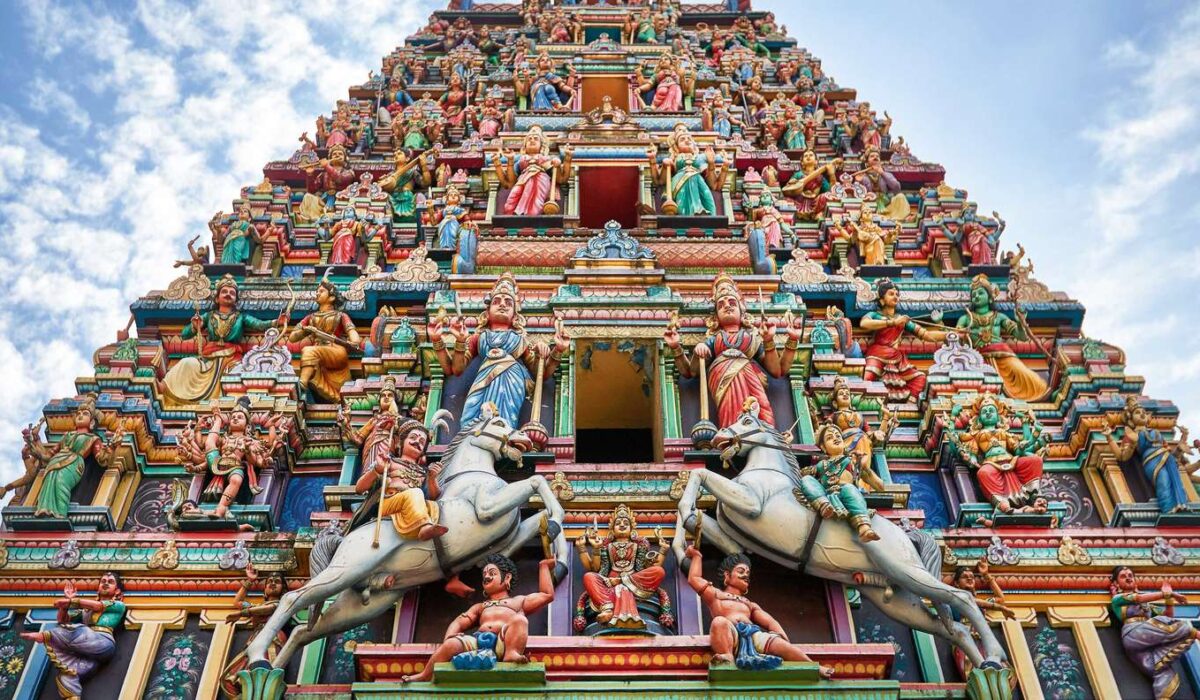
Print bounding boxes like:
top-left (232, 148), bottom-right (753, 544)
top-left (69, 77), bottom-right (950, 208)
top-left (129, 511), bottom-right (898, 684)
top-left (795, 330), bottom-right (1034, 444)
top-left (248, 660), bottom-right (272, 671)
top-left (979, 659), bottom-right (1005, 671)
top-left (544, 518), bottom-right (562, 541)
top-left (552, 561), bottom-right (569, 585)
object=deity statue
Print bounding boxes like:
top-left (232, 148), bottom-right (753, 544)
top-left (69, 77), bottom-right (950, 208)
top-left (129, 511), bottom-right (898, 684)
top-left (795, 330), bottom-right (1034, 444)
top-left (663, 273), bottom-right (801, 428)
top-left (955, 274), bottom-right (1049, 402)
top-left (288, 277), bottom-right (362, 403)
top-left (219, 205), bottom-right (259, 266)
top-left (950, 559), bottom-right (1016, 678)
top-left (494, 126), bottom-right (572, 217)
top-left (402, 554), bottom-right (557, 683)
top-left (826, 377), bottom-right (892, 493)
top-left (781, 150), bottom-right (842, 222)
top-left (625, 7), bottom-right (660, 43)
top-left (859, 278), bottom-right (945, 402)
top-left (648, 125), bottom-right (728, 217)
top-left (379, 148), bottom-right (434, 223)
top-left (832, 208), bottom-right (897, 266)
top-left (845, 103), bottom-right (891, 154)
top-left (684, 548), bottom-right (834, 676)
top-left (431, 273), bottom-right (569, 428)
top-left (432, 185), bottom-right (473, 249)
top-left (326, 207), bottom-right (364, 265)
top-left (797, 423), bottom-right (880, 542)
top-left (734, 75), bottom-right (769, 124)
top-left (700, 90), bottom-right (743, 140)
top-left (172, 234), bottom-right (210, 268)
top-left (302, 143), bottom-right (356, 210)
top-left (439, 73), bottom-right (471, 129)
top-left (746, 190), bottom-right (793, 249)
top-left (220, 563), bottom-right (288, 697)
top-left (21, 572), bottom-right (127, 699)
top-left (352, 416), bottom-right (447, 542)
top-left (635, 53), bottom-right (691, 112)
top-left (944, 394), bottom-right (1048, 515)
top-left (944, 204), bottom-right (1005, 267)
top-left (1103, 397), bottom-right (1200, 515)
top-left (574, 504), bottom-right (673, 632)
top-left (160, 275), bottom-right (286, 405)
top-left (855, 148), bottom-right (910, 220)
top-left (22, 394), bottom-right (124, 519)
top-left (473, 88), bottom-right (510, 139)
top-left (177, 397), bottom-right (288, 519)
top-left (1110, 566), bottom-right (1200, 700)
top-left (393, 106), bottom-right (440, 156)
top-left (514, 51), bottom-right (575, 111)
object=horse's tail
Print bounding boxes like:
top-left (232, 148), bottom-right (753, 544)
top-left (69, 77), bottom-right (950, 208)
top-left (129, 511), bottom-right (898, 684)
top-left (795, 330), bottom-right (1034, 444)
top-left (904, 523), bottom-right (955, 629)
top-left (306, 521), bottom-right (346, 627)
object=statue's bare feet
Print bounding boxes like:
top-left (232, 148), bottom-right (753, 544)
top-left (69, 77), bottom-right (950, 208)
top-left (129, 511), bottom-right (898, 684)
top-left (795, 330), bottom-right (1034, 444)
top-left (504, 652), bottom-right (529, 664)
top-left (444, 576), bottom-right (475, 598)
top-left (402, 667), bottom-right (433, 683)
top-left (419, 523), bottom-right (449, 540)
top-left (819, 664), bottom-right (835, 679)
top-left (858, 526), bottom-right (881, 543)
top-left (596, 607), bottom-right (614, 624)
top-left (711, 653), bottom-right (735, 666)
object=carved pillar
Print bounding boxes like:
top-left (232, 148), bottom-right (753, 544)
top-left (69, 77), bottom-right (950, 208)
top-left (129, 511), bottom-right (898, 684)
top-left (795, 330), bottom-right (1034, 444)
top-left (554, 343), bottom-right (576, 438)
top-left (997, 607), bottom-right (1043, 700)
top-left (788, 367), bottom-right (815, 445)
top-left (121, 609), bottom-right (188, 699)
top-left (1048, 605), bottom-right (1119, 700)
top-left (658, 340), bottom-right (682, 440)
top-left (17, 609), bottom-right (59, 700)
top-left (196, 609), bottom-right (240, 699)
top-left (424, 362), bottom-right (445, 435)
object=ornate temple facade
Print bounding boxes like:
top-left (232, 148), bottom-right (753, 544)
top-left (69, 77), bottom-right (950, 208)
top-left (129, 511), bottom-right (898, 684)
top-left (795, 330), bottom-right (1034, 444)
top-left (4, 1), bottom-right (1199, 699)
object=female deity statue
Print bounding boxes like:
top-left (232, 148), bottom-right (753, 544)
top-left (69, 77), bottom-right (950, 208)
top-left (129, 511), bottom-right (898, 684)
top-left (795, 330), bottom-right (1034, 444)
top-left (432, 185), bottom-right (472, 249)
top-left (859, 278), bottom-right (945, 402)
top-left (574, 503), bottom-right (673, 632)
top-left (474, 88), bottom-right (510, 139)
top-left (648, 125), bottom-right (727, 217)
top-left (944, 394), bottom-right (1048, 514)
top-left (625, 7), bottom-right (660, 43)
top-left (797, 423), bottom-right (880, 542)
top-left (663, 273), bottom-right (801, 428)
top-left (379, 148), bottom-right (433, 223)
top-left (846, 103), bottom-right (891, 154)
top-left (20, 572), bottom-right (127, 698)
top-left (221, 563), bottom-right (288, 697)
top-left (778, 105), bottom-right (809, 150)
top-left (514, 51), bottom-right (575, 111)
top-left (22, 394), bottom-right (124, 519)
top-left (219, 205), bottom-right (258, 266)
top-left (288, 277), bottom-right (362, 403)
top-left (177, 397), bottom-right (288, 518)
top-left (160, 275), bottom-right (285, 405)
top-left (781, 150), bottom-right (842, 222)
top-left (955, 274), bottom-right (1049, 402)
top-left (826, 377), bottom-right (892, 493)
top-left (746, 190), bottom-right (792, 249)
top-left (303, 143), bottom-right (356, 209)
top-left (394, 106), bottom-right (436, 155)
top-left (1110, 566), bottom-right (1200, 699)
top-left (327, 207), bottom-right (364, 265)
top-left (430, 273), bottom-right (569, 427)
top-left (439, 73), bottom-right (471, 129)
top-left (338, 375), bottom-right (405, 478)
top-left (945, 204), bottom-right (1005, 266)
top-left (832, 208), bottom-right (897, 266)
top-left (700, 90), bottom-right (743, 139)
top-left (1103, 397), bottom-right (1200, 514)
top-left (494, 126), bottom-right (572, 217)
top-left (636, 53), bottom-right (689, 112)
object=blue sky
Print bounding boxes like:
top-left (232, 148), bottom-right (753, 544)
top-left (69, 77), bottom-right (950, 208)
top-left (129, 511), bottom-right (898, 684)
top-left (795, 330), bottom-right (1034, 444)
top-left (0, 0), bottom-right (1197, 481)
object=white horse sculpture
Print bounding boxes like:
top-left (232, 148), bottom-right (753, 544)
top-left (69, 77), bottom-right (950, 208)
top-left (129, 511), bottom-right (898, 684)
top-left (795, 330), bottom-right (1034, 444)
top-left (670, 403), bottom-right (1008, 672)
top-left (245, 405), bottom-right (569, 671)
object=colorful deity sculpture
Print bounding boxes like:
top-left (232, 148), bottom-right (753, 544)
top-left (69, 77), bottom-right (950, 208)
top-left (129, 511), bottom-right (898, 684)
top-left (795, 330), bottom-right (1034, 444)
top-left (826, 377), bottom-right (891, 493)
top-left (288, 277), bottom-right (362, 403)
top-left (574, 503), bottom-right (673, 632)
top-left (326, 207), bottom-right (364, 265)
top-left (955, 274), bottom-right (1049, 402)
top-left (1103, 397), bottom-right (1200, 514)
top-left (432, 185), bottom-right (472, 249)
top-left (21, 572), bottom-right (127, 699)
top-left (22, 394), bottom-right (124, 519)
top-left (338, 375), bottom-right (407, 477)
top-left (860, 278), bottom-right (945, 402)
top-left (945, 204), bottom-right (1005, 267)
top-left (625, 7), bottom-right (660, 43)
top-left (474, 88), bottom-right (510, 139)
top-left (781, 150), bottom-right (842, 222)
top-left (352, 416), bottom-right (447, 541)
top-left (663, 274), bottom-right (801, 428)
top-left (944, 394), bottom-right (1048, 514)
top-left (855, 148), bottom-right (910, 220)
top-left (1110, 566), bottom-right (1200, 700)
top-left (177, 397), bottom-right (288, 519)
top-left (684, 547), bottom-right (834, 676)
top-left (160, 275), bottom-right (286, 405)
top-left (950, 560), bottom-right (1016, 678)
top-left (379, 148), bottom-right (433, 223)
top-left (303, 143), bottom-right (356, 210)
top-left (221, 563), bottom-right (288, 696)
top-left (833, 208), bottom-right (897, 266)
top-left (649, 125), bottom-right (727, 217)
top-left (494, 126), bottom-right (572, 216)
top-left (219, 205), bottom-right (259, 265)
top-left (402, 554), bottom-right (557, 682)
top-left (514, 51), bottom-right (575, 111)
top-left (797, 423), bottom-right (880, 542)
top-left (700, 90), bottom-right (744, 139)
top-left (635, 52), bottom-right (692, 112)
top-left (430, 273), bottom-right (569, 427)
top-left (746, 189), bottom-right (793, 249)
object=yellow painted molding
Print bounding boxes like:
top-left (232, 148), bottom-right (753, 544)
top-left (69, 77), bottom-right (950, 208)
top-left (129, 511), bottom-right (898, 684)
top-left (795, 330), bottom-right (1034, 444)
top-left (1000, 618), bottom-right (1043, 700)
top-left (988, 606), bottom-right (1037, 627)
top-left (1047, 605), bottom-right (1120, 700)
top-left (1047, 605), bottom-right (1110, 628)
top-left (196, 619), bottom-right (238, 700)
top-left (198, 609), bottom-right (242, 627)
top-left (125, 608), bottom-right (189, 629)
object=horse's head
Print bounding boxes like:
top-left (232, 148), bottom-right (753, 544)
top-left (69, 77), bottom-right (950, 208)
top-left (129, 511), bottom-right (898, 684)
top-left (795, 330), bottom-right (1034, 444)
top-left (467, 403), bottom-right (533, 462)
top-left (712, 397), bottom-right (775, 463)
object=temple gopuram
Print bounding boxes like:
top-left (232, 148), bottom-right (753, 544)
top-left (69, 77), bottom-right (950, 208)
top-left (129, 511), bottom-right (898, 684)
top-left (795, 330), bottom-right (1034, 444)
top-left (6, 1), bottom-right (1200, 698)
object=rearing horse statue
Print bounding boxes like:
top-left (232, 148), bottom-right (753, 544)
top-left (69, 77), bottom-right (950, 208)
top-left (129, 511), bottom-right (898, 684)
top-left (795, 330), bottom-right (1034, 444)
top-left (671, 401), bottom-right (1008, 674)
top-left (244, 404), bottom-right (569, 673)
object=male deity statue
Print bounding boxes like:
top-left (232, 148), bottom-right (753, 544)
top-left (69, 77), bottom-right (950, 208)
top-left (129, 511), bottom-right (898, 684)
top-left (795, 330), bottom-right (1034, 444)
top-left (955, 274), bottom-right (1048, 402)
top-left (944, 393), bottom-right (1048, 515)
top-left (796, 423), bottom-right (880, 542)
top-left (574, 503), bottom-right (673, 632)
top-left (403, 554), bottom-right (557, 683)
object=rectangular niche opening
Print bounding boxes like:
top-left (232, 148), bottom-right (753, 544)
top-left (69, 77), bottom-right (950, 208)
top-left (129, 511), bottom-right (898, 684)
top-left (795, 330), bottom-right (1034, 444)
top-left (578, 166), bottom-right (641, 230)
top-left (573, 339), bottom-right (660, 464)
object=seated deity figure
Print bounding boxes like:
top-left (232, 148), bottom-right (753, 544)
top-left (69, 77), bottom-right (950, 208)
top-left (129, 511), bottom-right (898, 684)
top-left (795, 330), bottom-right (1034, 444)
top-left (944, 394), bottom-right (1049, 515)
top-left (955, 274), bottom-right (1049, 402)
top-left (826, 377), bottom-right (892, 493)
top-left (648, 125), bottom-right (728, 217)
top-left (288, 276), bottom-right (362, 403)
top-left (402, 555), bottom-right (557, 683)
top-left (514, 51), bottom-right (575, 111)
top-left (574, 504), bottom-right (673, 632)
top-left (664, 275), bottom-right (801, 429)
top-left (684, 547), bottom-right (833, 677)
top-left (832, 208), bottom-right (897, 266)
top-left (859, 278), bottom-right (945, 402)
top-left (781, 150), bottom-right (841, 222)
top-left (796, 423), bottom-right (880, 542)
top-left (351, 416), bottom-right (447, 542)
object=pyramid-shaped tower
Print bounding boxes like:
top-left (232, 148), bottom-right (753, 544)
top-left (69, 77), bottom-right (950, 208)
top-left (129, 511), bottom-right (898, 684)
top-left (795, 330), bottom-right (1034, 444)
top-left (4, 2), bottom-right (1192, 699)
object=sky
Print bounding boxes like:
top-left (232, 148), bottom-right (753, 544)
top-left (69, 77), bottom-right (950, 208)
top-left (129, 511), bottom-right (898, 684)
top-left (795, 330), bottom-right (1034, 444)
top-left (0, 0), bottom-right (1197, 482)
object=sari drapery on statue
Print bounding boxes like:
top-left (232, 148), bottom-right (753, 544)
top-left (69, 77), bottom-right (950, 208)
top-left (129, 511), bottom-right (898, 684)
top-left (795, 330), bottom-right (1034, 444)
top-left (503, 156), bottom-right (553, 216)
top-left (35, 431), bottom-right (99, 518)
top-left (670, 154), bottom-right (715, 216)
top-left (706, 330), bottom-right (773, 428)
top-left (462, 329), bottom-right (532, 427)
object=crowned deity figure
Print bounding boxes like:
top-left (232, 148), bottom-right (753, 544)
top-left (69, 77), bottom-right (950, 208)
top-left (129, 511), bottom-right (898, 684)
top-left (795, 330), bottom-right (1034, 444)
top-left (288, 277), bottom-right (362, 403)
top-left (351, 416), bottom-right (447, 542)
top-left (302, 143), bottom-right (356, 210)
top-left (326, 207), bottom-right (364, 265)
top-left (514, 51), bottom-right (575, 111)
top-left (635, 52), bottom-right (690, 112)
top-left (338, 375), bottom-right (407, 478)
top-left (220, 563), bottom-right (288, 697)
top-left (574, 504), bottom-right (673, 632)
top-left (1103, 397), bottom-right (1200, 515)
top-left (944, 394), bottom-right (1048, 514)
top-left (432, 185), bottom-right (473, 250)
top-left (431, 273), bottom-right (569, 428)
top-left (955, 274), bottom-right (1049, 402)
top-left (177, 397), bottom-right (288, 519)
top-left (219, 205), bottom-right (259, 265)
top-left (648, 125), bottom-right (728, 217)
top-left (663, 274), bottom-right (801, 429)
top-left (855, 148), bottom-right (910, 220)
top-left (827, 377), bottom-right (892, 493)
top-left (781, 150), bottom-right (842, 222)
top-left (1110, 566), bottom-right (1200, 700)
top-left (21, 394), bottom-right (124, 519)
top-left (945, 204), bottom-right (1005, 267)
top-left (379, 147), bottom-right (434, 223)
top-left (859, 278), bottom-right (945, 402)
top-left (625, 7), bottom-right (660, 43)
top-left (494, 126), bottom-right (572, 217)
top-left (797, 423), bottom-right (880, 542)
top-left (833, 208), bottom-right (897, 266)
top-left (746, 190), bottom-right (793, 249)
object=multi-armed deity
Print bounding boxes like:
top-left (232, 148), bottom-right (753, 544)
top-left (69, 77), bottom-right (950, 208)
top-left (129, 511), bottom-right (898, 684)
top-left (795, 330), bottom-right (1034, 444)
top-left (574, 504), bottom-right (673, 634)
top-left (943, 394), bottom-right (1048, 515)
top-left (649, 124), bottom-right (728, 217)
top-left (956, 274), bottom-right (1048, 402)
top-left (859, 278), bottom-right (945, 402)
